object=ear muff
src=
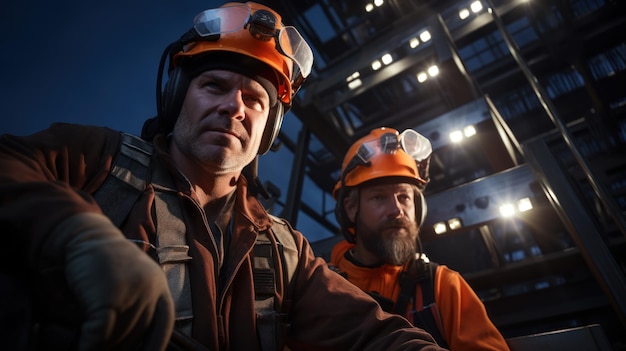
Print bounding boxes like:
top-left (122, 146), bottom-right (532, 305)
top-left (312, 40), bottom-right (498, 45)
top-left (416, 191), bottom-right (428, 227)
top-left (158, 66), bottom-right (190, 134)
top-left (334, 187), bottom-right (357, 243)
top-left (258, 102), bottom-right (284, 155)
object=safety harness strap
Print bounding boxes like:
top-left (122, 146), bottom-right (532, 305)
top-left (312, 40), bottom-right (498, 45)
top-left (94, 133), bottom-right (195, 333)
top-left (397, 260), bottom-right (448, 348)
top-left (254, 215), bottom-right (298, 351)
top-left (93, 133), bottom-right (152, 227)
top-left (152, 164), bottom-right (194, 335)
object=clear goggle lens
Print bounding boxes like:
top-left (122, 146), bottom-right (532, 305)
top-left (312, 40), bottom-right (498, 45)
top-left (355, 129), bottom-right (432, 164)
top-left (192, 4), bottom-right (313, 79)
top-left (400, 129), bottom-right (432, 162)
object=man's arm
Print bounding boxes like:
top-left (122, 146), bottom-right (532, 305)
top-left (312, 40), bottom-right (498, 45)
top-left (0, 124), bottom-right (175, 350)
top-left (286, 230), bottom-right (448, 351)
top-left (435, 265), bottom-right (510, 351)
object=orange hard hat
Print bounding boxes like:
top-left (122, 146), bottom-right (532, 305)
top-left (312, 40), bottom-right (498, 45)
top-left (174, 2), bottom-right (313, 106)
top-left (333, 127), bottom-right (431, 198)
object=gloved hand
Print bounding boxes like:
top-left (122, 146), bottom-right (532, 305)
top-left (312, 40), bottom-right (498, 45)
top-left (40, 212), bottom-right (175, 351)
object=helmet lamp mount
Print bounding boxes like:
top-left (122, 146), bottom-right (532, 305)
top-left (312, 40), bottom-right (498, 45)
top-left (249, 9), bottom-right (278, 41)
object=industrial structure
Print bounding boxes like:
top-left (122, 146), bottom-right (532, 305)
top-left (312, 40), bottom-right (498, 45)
top-left (257, 0), bottom-right (626, 348)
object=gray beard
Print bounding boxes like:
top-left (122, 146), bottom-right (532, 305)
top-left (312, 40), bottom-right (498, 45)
top-left (356, 217), bottom-right (419, 266)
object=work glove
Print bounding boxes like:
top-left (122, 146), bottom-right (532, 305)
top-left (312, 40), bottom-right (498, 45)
top-left (38, 212), bottom-right (175, 351)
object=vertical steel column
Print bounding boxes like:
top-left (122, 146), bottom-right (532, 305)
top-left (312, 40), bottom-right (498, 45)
top-left (484, 0), bottom-right (626, 237)
top-left (525, 138), bottom-right (626, 328)
top-left (282, 128), bottom-right (311, 226)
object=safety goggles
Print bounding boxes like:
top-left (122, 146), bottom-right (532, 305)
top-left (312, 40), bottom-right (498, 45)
top-left (192, 4), bottom-right (313, 80)
top-left (342, 128), bottom-right (432, 189)
top-left (354, 129), bottom-right (432, 165)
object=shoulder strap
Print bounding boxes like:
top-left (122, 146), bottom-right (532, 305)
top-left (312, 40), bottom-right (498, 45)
top-left (394, 258), bottom-right (429, 315)
top-left (254, 214), bottom-right (298, 351)
top-left (151, 163), bottom-right (194, 335)
top-left (93, 133), bottom-right (195, 334)
top-left (419, 262), bottom-right (439, 307)
top-left (412, 262), bottom-right (448, 348)
top-left (93, 133), bottom-right (152, 226)
top-left (267, 214), bottom-right (298, 285)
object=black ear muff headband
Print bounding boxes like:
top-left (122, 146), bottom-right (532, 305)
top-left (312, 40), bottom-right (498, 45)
top-left (334, 185), bottom-right (355, 243)
top-left (334, 155), bottom-right (371, 243)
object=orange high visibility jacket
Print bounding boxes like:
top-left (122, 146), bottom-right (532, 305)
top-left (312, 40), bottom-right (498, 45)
top-left (331, 240), bottom-right (510, 351)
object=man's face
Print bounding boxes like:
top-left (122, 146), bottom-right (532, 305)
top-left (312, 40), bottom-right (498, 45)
top-left (172, 69), bottom-right (272, 174)
top-left (346, 182), bottom-right (420, 266)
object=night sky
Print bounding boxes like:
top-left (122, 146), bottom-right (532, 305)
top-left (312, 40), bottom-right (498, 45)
top-left (2, 0), bottom-right (217, 136)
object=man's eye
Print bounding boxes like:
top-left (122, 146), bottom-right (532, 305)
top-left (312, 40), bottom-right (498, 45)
top-left (244, 94), bottom-right (261, 103)
top-left (201, 81), bottom-right (220, 89)
top-left (244, 94), bottom-right (268, 110)
top-left (398, 194), bottom-right (412, 202)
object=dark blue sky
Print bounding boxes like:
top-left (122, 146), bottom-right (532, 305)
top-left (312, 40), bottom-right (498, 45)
top-left (2, 0), bottom-right (219, 136)
top-left (1, 0), bottom-right (337, 242)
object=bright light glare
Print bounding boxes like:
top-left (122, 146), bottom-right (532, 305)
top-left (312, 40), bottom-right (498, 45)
top-left (471, 1), bottom-right (483, 13)
top-left (381, 53), bottom-right (393, 65)
top-left (463, 125), bottom-right (476, 137)
top-left (450, 130), bottom-right (463, 143)
top-left (410, 38), bottom-right (420, 48)
top-left (346, 72), bottom-right (360, 82)
top-left (417, 72), bottom-right (428, 83)
top-left (365, 3), bottom-right (374, 12)
top-left (419, 30), bottom-right (432, 42)
top-left (499, 203), bottom-right (515, 217)
top-left (518, 197), bottom-right (533, 212)
top-left (448, 218), bottom-right (463, 230)
top-left (459, 8), bottom-right (470, 19)
top-left (428, 65), bottom-right (439, 77)
top-left (374, 0), bottom-right (384, 7)
top-left (348, 79), bottom-right (362, 90)
top-left (434, 222), bottom-right (447, 234)
top-left (371, 60), bottom-right (382, 70)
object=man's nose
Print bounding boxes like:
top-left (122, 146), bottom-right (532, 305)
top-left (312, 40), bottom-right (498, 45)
top-left (386, 197), bottom-right (404, 218)
top-left (218, 90), bottom-right (246, 120)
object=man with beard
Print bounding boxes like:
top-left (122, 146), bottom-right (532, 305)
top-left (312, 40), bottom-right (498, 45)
top-left (330, 127), bottom-right (510, 351)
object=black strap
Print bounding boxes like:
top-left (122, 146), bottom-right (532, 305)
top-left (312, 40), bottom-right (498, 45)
top-left (254, 217), bottom-right (298, 351)
top-left (409, 261), bottom-right (448, 349)
top-left (93, 133), bottom-right (152, 227)
top-left (394, 258), bottom-right (429, 315)
top-left (420, 262), bottom-right (438, 307)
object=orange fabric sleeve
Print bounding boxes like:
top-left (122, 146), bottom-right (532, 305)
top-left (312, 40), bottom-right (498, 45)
top-left (434, 265), bottom-right (510, 351)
